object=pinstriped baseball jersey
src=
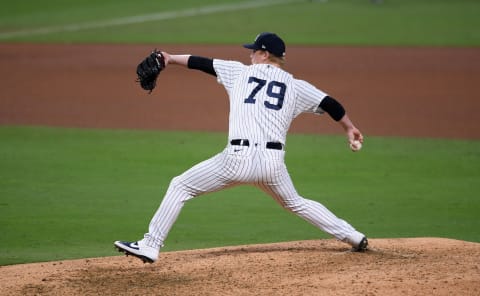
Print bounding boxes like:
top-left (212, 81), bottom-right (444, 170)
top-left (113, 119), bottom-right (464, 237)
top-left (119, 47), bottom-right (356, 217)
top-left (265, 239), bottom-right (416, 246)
top-left (142, 59), bottom-right (365, 251)
top-left (213, 60), bottom-right (328, 145)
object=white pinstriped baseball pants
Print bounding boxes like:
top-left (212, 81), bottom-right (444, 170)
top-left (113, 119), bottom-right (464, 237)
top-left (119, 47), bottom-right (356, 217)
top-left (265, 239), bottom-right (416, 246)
top-left (143, 144), bottom-right (362, 249)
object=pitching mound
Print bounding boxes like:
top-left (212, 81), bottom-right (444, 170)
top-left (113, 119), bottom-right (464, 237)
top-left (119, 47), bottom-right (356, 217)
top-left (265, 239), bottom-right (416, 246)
top-left (1, 238), bottom-right (479, 295)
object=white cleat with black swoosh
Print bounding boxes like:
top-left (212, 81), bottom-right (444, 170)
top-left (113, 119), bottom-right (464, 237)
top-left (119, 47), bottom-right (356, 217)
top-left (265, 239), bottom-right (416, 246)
top-left (114, 240), bottom-right (159, 263)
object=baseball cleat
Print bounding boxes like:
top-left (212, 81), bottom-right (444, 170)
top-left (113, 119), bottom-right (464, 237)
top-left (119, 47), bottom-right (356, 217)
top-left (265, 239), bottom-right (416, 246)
top-left (351, 236), bottom-right (368, 252)
top-left (114, 240), bottom-right (158, 263)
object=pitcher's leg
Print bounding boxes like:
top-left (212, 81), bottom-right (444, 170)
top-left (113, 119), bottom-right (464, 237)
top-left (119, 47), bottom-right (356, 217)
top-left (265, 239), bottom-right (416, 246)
top-left (143, 176), bottom-right (192, 249)
top-left (259, 167), bottom-right (365, 245)
top-left (144, 151), bottom-right (237, 249)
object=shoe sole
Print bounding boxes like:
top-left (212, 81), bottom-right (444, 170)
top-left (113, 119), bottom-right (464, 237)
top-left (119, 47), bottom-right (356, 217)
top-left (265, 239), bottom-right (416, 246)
top-left (114, 244), bottom-right (155, 264)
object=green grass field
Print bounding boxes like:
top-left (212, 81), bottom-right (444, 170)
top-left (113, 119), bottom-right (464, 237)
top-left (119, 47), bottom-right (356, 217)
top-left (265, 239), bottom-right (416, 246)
top-left (1, 0), bottom-right (479, 46)
top-left (0, 0), bottom-right (479, 265)
top-left (0, 126), bottom-right (479, 265)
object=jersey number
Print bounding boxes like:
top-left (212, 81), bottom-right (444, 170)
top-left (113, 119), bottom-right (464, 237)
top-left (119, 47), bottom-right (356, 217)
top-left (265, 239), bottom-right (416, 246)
top-left (244, 77), bottom-right (286, 111)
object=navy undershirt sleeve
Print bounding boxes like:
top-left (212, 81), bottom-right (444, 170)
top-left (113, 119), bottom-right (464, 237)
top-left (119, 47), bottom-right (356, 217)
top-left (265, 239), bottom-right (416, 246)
top-left (319, 96), bottom-right (346, 121)
top-left (187, 56), bottom-right (216, 76)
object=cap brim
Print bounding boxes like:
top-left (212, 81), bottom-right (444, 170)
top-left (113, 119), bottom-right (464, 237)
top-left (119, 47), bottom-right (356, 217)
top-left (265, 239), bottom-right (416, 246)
top-left (243, 43), bottom-right (259, 50)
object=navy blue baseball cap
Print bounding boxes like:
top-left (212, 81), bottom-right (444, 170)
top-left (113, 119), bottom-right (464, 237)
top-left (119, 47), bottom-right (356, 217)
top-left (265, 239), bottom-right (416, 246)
top-left (243, 32), bottom-right (286, 57)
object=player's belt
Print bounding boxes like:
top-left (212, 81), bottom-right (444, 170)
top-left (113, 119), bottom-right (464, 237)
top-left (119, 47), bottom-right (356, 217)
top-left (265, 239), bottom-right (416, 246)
top-left (230, 139), bottom-right (283, 150)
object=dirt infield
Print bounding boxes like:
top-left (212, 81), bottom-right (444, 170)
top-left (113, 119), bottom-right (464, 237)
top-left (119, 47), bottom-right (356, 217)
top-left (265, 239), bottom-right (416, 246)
top-left (1, 44), bottom-right (479, 139)
top-left (1, 44), bottom-right (480, 295)
top-left (1, 238), bottom-right (479, 295)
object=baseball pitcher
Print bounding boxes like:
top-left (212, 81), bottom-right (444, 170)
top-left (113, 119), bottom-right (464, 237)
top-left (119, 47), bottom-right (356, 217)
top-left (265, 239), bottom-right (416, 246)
top-left (115, 32), bottom-right (368, 263)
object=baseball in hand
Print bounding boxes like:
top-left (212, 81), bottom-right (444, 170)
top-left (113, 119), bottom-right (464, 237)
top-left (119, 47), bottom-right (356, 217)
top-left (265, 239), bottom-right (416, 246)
top-left (350, 140), bottom-right (362, 152)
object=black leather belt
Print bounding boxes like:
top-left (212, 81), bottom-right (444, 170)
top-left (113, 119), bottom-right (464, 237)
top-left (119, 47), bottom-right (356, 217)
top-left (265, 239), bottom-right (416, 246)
top-left (230, 139), bottom-right (283, 150)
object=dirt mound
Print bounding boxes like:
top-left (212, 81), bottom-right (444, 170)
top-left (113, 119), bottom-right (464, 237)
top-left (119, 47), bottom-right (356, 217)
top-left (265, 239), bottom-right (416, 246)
top-left (1, 238), bottom-right (479, 295)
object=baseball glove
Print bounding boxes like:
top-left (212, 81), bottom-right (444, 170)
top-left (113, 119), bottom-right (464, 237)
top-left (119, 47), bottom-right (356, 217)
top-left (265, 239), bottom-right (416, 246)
top-left (136, 49), bottom-right (165, 93)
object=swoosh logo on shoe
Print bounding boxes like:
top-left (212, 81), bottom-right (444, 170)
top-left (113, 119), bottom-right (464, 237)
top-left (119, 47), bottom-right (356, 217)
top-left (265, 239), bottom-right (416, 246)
top-left (129, 242), bottom-right (140, 250)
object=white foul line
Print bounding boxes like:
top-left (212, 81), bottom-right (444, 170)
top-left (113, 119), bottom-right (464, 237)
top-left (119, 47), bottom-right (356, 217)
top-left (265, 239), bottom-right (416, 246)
top-left (0, 0), bottom-right (302, 40)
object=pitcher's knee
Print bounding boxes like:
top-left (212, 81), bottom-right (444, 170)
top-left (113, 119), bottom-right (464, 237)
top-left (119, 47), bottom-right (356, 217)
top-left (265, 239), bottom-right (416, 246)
top-left (166, 177), bottom-right (190, 201)
top-left (281, 197), bottom-right (308, 213)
